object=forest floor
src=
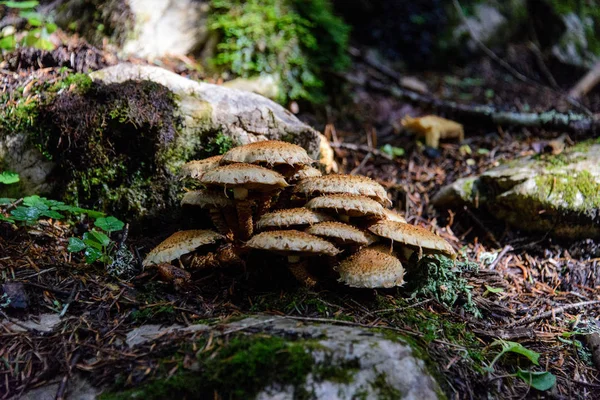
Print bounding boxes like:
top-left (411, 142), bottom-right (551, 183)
top-left (1, 42), bottom-right (600, 399)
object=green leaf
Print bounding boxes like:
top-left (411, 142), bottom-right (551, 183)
top-left (46, 22), bottom-right (57, 34)
top-left (484, 285), bottom-right (504, 294)
top-left (83, 230), bottom-right (110, 249)
top-left (67, 237), bottom-right (86, 252)
top-left (491, 340), bottom-right (540, 366)
top-left (0, 198), bottom-right (15, 205)
top-left (10, 206), bottom-right (42, 222)
top-left (84, 247), bottom-right (103, 264)
top-left (516, 370), bottom-right (556, 391)
top-left (41, 209), bottom-right (64, 220)
top-left (380, 144), bottom-right (405, 159)
top-left (23, 195), bottom-right (49, 209)
top-left (0, 35), bottom-right (16, 50)
top-left (95, 216), bottom-right (124, 233)
top-left (0, 214), bottom-right (15, 223)
top-left (0, 1), bottom-right (39, 9)
top-left (0, 171), bottom-right (19, 184)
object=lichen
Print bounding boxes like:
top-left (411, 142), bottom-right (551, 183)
top-left (534, 171), bottom-right (600, 211)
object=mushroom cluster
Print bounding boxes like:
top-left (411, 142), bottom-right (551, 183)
top-left (143, 140), bottom-right (456, 289)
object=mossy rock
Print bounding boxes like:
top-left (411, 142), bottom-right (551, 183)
top-left (433, 140), bottom-right (600, 239)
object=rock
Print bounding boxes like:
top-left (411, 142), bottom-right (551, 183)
top-left (552, 12), bottom-right (599, 69)
top-left (126, 323), bottom-right (209, 347)
top-left (17, 375), bottom-right (98, 400)
top-left (2, 313), bottom-right (61, 333)
top-left (122, 0), bottom-right (211, 59)
top-left (1, 282), bottom-right (29, 310)
top-left (89, 64), bottom-right (322, 160)
top-left (222, 74), bottom-right (282, 101)
top-left (433, 141), bottom-right (600, 239)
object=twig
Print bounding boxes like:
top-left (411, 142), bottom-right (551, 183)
top-left (527, 41), bottom-right (559, 90)
top-left (350, 152), bottom-right (372, 175)
top-left (569, 60), bottom-right (600, 99)
top-left (329, 142), bottom-right (393, 160)
top-left (505, 300), bottom-right (600, 328)
top-left (462, 206), bottom-right (501, 248)
top-left (366, 80), bottom-right (598, 133)
top-left (55, 352), bottom-right (81, 400)
top-left (488, 245), bottom-right (513, 270)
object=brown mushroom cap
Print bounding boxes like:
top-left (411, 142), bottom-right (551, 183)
top-left (142, 230), bottom-right (224, 266)
top-left (256, 208), bottom-right (334, 230)
top-left (294, 175), bottom-right (391, 207)
top-left (305, 221), bottom-right (378, 246)
top-left (179, 156), bottom-right (223, 179)
top-left (368, 220), bottom-right (456, 259)
top-left (220, 140), bottom-right (314, 166)
top-left (335, 246), bottom-right (405, 288)
top-left (381, 208), bottom-right (407, 223)
top-left (199, 163), bottom-right (288, 191)
top-left (291, 165), bottom-right (322, 181)
top-left (180, 189), bottom-right (232, 208)
top-left (246, 230), bottom-right (340, 257)
top-left (305, 194), bottom-right (386, 218)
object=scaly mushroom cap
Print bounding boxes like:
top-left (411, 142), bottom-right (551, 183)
top-left (305, 194), bottom-right (386, 218)
top-left (335, 245), bottom-right (405, 288)
top-left (291, 165), bottom-right (322, 181)
top-left (179, 156), bottom-right (223, 179)
top-left (246, 230), bottom-right (340, 257)
top-left (142, 230), bottom-right (224, 266)
top-left (256, 208), bottom-right (334, 230)
top-left (200, 163), bottom-right (288, 191)
top-left (306, 221), bottom-right (378, 246)
top-left (180, 189), bottom-right (232, 208)
top-left (381, 208), bottom-right (407, 223)
top-left (220, 140), bottom-right (314, 166)
top-left (368, 220), bottom-right (456, 259)
top-left (294, 175), bottom-right (391, 207)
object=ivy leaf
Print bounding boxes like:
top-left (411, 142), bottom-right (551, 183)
top-left (67, 237), bottom-right (86, 252)
top-left (95, 216), bottom-right (124, 233)
top-left (84, 247), bottom-right (103, 264)
top-left (516, 370), bottom-right (556, 391)
top-left (0, 171), bottom-right (20, 184)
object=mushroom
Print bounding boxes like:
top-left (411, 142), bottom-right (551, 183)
top-left (305, 221), bottom-right (378, 247)
top-left (367, 220), bottom-right (456, 260)
top-left (179, 156), bottom-right (223, 179)
top-left (381, 208), bottom-right (407, 223)
top-left (290, 165), bottom-right (322, 181)
top-left (305, 194), bottom-right (386, 222)
top-left (335, 244), bottom-right (405, 288)
top-left (246, 230), bottom-right (340, 287)
top-left (220, 140), bottom-right (314, 174)
top-left (401, 115), bottom-right (464, 149)
top-left (294, 174), bottom-right (392, 207)
top-left (181, 189), bottom-right (235, 236)
top-left (256, 208), bottom-right (333, 231)
top-left (199, 163), bottom-right (288, 239)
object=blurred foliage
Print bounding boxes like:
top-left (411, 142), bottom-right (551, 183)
top-left (0, 1), bottom-right (57, 51)
top-left (209, 0), bottom-right (350, 103)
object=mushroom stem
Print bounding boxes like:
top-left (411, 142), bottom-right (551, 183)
top-left (222, 206), bottom-right (239, 235)
top-left (188, 252), bottom-right (220, 269)
top-left (217, 244), bottom-right (245, 268)
top-left (274, 190), bottom-right (291, 210)
top-left (154, 263), bottom-right (191, 288)
top-left (233, 187), bottom-right (249, 200)
top-left (286, 256), bottom-right (317, 287)
top-left (339, 215), bottom-right (350, 223)
top-left (236, 200), bottom-right (254, 240)
top-left (209, 208), bottom-right (230, 236)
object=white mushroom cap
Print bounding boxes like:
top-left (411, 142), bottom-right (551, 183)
top-left (256, 208), bottom-right (334, 230)
top-left (200, 163), bottom-right (288, 191)
top-left (291, 165), bottom-right (322, 181)
top-left (220, 140), bottom-right (314, 166)
top-left (368, 220), bottom-right (456, 259)
top-left (305, 194), bottom-right (386, 218)
top-left (305, 221), bottom-right (378, 246)
top-left (294, 175), bottom-right (391, 207)
top-left (179, 156), bottom-right (223, 179)
top-left (381, 208), bottom-right (407, 223)
top-left (142, 230), bottom-right (224, 266)
top-left (335, 246), bottom-right (405, 288)
top-left (181, 189), bottom-right (232, 208)
top-left (246, 230), bottom-right (340, 257)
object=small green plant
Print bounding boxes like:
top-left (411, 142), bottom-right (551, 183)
top-left (0, 171), bottom-right (19, 184)
top-left (485, 339), bottom-right (556, 391)
top-left (67, 216), bottom-right (125, 265)
top-left (0, 1), bottom-right (57, 51)
top-left (0, 194), bottom-right (104, 225)
top-left (204, 133), bottom-right (235, 156)
top-left (380, 144), bottom-right (405, 159)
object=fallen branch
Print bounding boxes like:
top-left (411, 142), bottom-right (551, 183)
top-left (505, 300), bottom-right (600, 328)
top-left (569, 60), bottom-right (600, 99)
top-left (367, 80), bottom-right (599, 133)
top-left (329, 142), bottom-right (393, 160)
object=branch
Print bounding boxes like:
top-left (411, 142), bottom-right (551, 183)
top-left (569, 60), bottom-right (600, 99)
top-left (329, 142), bottom-right (393, 160)
top-left (505, 300), bottom-right (600, 328)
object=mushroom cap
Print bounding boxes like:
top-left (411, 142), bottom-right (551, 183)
top-left (142, 230), bottom-right (224, 266)
top-left (246, 230), bottom-right (340, 257)
top-left (256, 208), bottom-right (334, 230)
top-left (335, 246), bottom-right (405, 288)
top-left (305, 221), bottom-right (378, 246)
top-left (291, 165), bottom-right (322, 181)
top-left (221, 140), bottom-right (314, 166)
top-left (294, 175), bottom-right (391, 207)
top-left (381, 208), bottom-right (407, 223)
top-left (181, 189), bottom-right (232, 208)
top-left (368, 220), bottom-right (456, 259)
top-left (305, 194), bottom-right (386, 218)
top-left (179, 156), bottom-right (223, 179)
top-left (200, 163), bottom-right (288, 191)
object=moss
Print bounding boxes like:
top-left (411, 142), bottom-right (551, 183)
top-left (461, 178), bottom-right (475, 199)
top-left (370, 373), bottom-right (403, 400)
top-left (534, 170), bottom-right (600, 210)
top-left (208, 0), bottom-right (350, 103)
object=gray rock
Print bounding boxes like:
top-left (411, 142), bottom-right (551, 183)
top-left (1, 282), bottom-right (28, 309)
top-left (433, 142), bottom-right (600, 239)
top-left (552, 13), bottom-right (599, 68)
top-left (89, 63), bottom-right (322, 161)
top-left (16, 375), bottom-right (98, 400)
top-left (126, 323), bottom-right (209, 347)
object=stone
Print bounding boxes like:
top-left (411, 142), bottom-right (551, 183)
top-left (1, 282), bottom-right (29, 310)
top-left (433, 142), bottom-right (600, 239)
top-left (122, 0), bottom-right (211, 59)
top-left (89, 63), bottom-right (322, 160)
top-left (17, 375), bottom-right (98, 400)
top-left (222, 74), bottom-right (282, 101)
top-left (552, 13), bottom-right (599, 69)
top-left (2, 313), bottom-right (61, 333)
top-left (126, 323), bottom-right (209, 347)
